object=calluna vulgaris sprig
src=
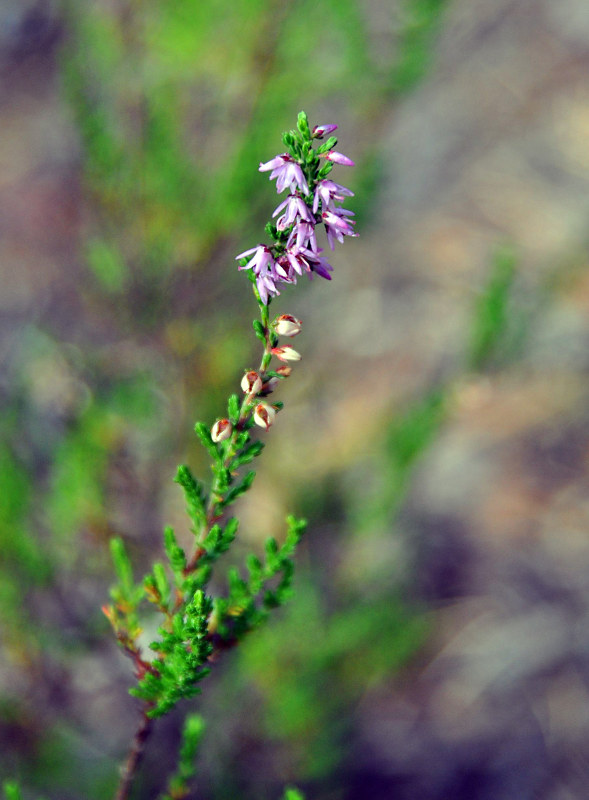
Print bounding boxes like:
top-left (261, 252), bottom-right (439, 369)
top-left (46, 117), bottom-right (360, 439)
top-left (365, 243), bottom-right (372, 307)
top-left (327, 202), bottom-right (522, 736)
top-left (100, 111), bottom-right (357, 800)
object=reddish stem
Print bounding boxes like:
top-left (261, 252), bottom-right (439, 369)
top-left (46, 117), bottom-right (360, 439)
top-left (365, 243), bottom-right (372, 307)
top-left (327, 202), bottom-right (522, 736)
top-left (114, 705), bottom-right (154, 800)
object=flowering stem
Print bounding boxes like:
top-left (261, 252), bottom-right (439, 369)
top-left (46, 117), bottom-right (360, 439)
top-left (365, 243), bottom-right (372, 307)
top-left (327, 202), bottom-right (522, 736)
top-left (106, 112), bottom-right (355, 798)
top-left (185, 289), bottom-right (273, 574)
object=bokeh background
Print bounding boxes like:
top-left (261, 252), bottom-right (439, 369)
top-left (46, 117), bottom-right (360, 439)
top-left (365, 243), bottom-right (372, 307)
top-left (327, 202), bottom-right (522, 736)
top-left (3, 0), bottom-right (589, 797)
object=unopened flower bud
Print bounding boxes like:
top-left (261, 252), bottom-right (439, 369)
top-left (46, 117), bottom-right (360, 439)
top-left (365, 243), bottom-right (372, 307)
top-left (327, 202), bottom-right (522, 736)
top-left (253, 402), bottom-right (276, 431)
top-left (241, 370), bottom-right (263, 395)
top-left (323, 150), bottom-right (355, 167)
top-left (271, 346), bottom-right (301, 363)
top-left (211, 418), bottom-right (232, 442)
top-left (274, 314), bottom-right (302, 337)
top-left (313, 124), bottom-right (338, 139)
top-left (276, 365), bottom-right (292, 377)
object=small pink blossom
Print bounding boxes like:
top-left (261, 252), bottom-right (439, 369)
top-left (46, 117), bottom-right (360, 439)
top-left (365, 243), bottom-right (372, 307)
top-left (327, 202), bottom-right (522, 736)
top-left (312, 180), bottom-right (354, 214)
top-left (275, 254), bottom-right (298, 282)
top-left (312, 124), bottom-right (338, 139)
top-left (285, 244), bottom-right (333, 281)
top-left (236, 245), bottom-right (280, 304)
top-left (322, 150), bottom-right (355, 167)
top-left (259, 154), bottom-right (309, 195)
top-left (322, 208), bottom-right (357, 250)
top-left (287, 221), bottom-right (318, 254)
top-left (302, 249), bottom-right (334, 280)
top-left (273, 193), bottom-right (313, 231)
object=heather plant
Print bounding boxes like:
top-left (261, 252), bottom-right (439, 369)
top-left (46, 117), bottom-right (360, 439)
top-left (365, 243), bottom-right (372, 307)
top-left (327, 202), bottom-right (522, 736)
top-left (2, 112), bottom-right (355, 800)
top-left (1, 2), bottom-right (464, 794)
top-left (106, 109), bottom-right (355, 798)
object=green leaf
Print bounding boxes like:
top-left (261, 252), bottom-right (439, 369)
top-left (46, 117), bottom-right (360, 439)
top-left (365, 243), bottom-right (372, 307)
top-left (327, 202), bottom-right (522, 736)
top-left (285, 515), bottom-right (307, 551)
top-left (202, 523), bottom-right (221, 551)
top-left (227, 393), bottom-right (240, 424)
top-left (317, 162), bottom-right (334, 179)
top-left (135, 590), bottom-right (213, 717)
top-left (194, 421), bottom-right (220, 460)
top-left (182, 565), bottom-right (212, 594)
top-left (161, 712), bottom-right (206, 796)
top-left (179, 713), bottom-right (205, 773)
top-left (231, 439), bottom-right (264, 468)
top-left (265, 536), bottom-right (279, 560)
top-left (163, 526), bottom-right (187, 577)
top-left (253, 319), bottom-right (266, 343)
top-left (213, 464), bottom-right (232, 493)
top-left (297, 110), bottom-right (311, 140)
top-left (222, 470), bottom-right (256, 507)
top-left (153, 562), bottom-right (170, 607)
top-left (316, 136), bottom-right (338, 154)
top-left (110, 537), bottom-right (134, 594)
top-left (175, 465), bottom-right (207, 529)
top-left (220, 517), bottom-right (239, 550)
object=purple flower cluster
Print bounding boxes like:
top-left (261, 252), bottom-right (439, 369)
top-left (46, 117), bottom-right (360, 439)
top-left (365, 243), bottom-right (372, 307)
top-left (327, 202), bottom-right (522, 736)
top-left (236, 123), bottom-right (357, 304)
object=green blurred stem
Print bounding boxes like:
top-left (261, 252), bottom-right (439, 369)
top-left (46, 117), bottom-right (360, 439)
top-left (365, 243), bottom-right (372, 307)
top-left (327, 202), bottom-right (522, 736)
top-left (114, 704), bottom-right (154, 800)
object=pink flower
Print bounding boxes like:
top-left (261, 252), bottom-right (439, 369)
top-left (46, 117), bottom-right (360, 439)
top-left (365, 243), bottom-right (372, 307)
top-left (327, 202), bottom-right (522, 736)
top-left (302, 249), bottom-right (334, 280)
top-left (312, 179), bottom-right (355, 214)
top-left (322, 150), bottom-right (355, 167)
top-left (287, 221), bottom-right (318, 254)
top-left (312, 124), bottom-right (338, 139)
top-left (235, 245), bottom-right (280, 304)
top-left (274, 254), bottom-right (298, 284)
top-left (273, 193), bottom-right (313, 231)
top-left (322, 208), bottom-right (357, 250)
top-left (286, 244), bottom-right (333, 281)
top-left (259, 154), bottom-right (309, 195)
top-left (282, 248), bottom-right (306, 278)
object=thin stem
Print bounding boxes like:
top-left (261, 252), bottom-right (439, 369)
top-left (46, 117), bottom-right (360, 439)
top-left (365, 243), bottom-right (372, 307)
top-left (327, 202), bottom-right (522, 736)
top-left (114, 705), bottom-right (154, 800)
top-left (186, 292), bottom-right (273, 571)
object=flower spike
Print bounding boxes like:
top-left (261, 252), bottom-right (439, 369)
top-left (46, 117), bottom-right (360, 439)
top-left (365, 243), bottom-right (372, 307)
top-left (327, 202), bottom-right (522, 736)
top-left (239, 114), bottom-right (356, 303)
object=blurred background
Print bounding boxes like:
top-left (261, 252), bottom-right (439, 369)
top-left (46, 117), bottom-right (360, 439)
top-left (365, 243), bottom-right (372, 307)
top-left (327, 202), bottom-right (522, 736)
top-left (2, 0), bottom-right (589, 797)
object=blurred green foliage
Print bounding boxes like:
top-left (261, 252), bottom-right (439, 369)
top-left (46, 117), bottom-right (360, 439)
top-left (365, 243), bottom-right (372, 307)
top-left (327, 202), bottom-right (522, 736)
top-left (390, 0), bottom-right (450, 92)
top-left (468, 246), bottom-right (519, 371)
top-left (237, 581), bottom-right (428, 783)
